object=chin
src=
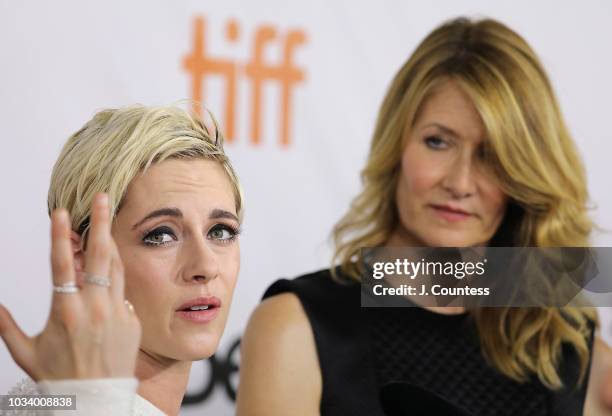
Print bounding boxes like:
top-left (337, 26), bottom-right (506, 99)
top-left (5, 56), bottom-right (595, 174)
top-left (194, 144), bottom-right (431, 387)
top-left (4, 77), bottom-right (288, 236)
top-left (174, 342), bottom-right (219, 361)
top-left (421, 229), bottom-right (482, 248)
top-left (172, 330), bottom-right (222, 360)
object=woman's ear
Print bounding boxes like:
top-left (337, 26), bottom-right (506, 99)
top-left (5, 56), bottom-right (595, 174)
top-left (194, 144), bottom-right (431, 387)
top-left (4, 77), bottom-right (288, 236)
top-left (70, 231), bottom-right (85, 278)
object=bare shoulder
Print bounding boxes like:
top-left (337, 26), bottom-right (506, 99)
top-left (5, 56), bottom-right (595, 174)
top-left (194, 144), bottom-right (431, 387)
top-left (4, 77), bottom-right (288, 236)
top-left (245, 292), bottom-right (313, 337)
top-left (584, 335), bottom-right (612, 415)
top-left (236, 293), bottom-right (322, 416)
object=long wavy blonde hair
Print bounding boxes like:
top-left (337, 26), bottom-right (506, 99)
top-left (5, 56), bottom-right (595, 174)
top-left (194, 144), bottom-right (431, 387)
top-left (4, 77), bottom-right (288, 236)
top-left (332, 17), bottom-right (597, 389)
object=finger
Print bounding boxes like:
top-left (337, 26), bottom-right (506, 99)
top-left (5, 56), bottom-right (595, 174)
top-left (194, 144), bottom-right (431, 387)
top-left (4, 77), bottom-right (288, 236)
top-left (83, 193), bottom-right (113, 298)
top-left (50, 209), bottom-right (80, 309)
top-left (109, 238), bottom-right (126, 305)
top-left (0, 304), bottom-right (36, 377)
top-left (50, 209), bottom-right (77, 287)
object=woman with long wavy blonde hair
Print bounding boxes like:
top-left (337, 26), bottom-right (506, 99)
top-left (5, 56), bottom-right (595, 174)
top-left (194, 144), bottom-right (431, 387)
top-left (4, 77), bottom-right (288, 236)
top-left (237, 17), bottom-right (612, 415)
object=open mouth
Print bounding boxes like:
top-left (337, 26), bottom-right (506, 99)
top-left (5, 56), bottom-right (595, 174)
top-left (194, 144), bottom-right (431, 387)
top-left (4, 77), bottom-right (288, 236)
top-left (180, 304), bottom-right (215, 311)
top-left (176, 297), bottom-right (221, 323)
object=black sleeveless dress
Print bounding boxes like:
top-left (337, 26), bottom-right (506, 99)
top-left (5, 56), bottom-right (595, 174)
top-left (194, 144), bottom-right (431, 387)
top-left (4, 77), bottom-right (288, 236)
top-left (262, 268), bottom-right (594, 416)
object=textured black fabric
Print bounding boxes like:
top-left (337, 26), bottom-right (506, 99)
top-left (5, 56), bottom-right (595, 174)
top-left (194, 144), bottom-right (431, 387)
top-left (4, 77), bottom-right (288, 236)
top-left (262, 268), bottom-right (594, 416)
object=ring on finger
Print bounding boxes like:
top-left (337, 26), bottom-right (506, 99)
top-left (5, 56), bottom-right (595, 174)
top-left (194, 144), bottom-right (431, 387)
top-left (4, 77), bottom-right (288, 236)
top-left (84, 273), bottom-right (111, 288)
top-left (124, 300), bottom-right (134, 313)
top-left (53, 282), bottom-right (79, 294)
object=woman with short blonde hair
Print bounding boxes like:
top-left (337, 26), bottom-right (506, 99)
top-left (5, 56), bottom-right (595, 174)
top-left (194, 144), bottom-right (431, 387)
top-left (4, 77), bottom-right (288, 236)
top-left (1, 104), bottom-right (243, 415)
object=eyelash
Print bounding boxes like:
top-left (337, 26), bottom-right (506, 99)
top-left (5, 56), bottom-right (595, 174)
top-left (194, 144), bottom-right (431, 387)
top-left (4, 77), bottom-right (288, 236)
top-left (424, 135), bottom-right (448, 149)
top-left (141, 224), bottom-right (241, 247)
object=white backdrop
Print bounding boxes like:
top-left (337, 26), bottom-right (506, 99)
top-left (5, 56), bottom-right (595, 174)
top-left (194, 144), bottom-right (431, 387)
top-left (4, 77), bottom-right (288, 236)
top-left (1, 1), bottom-right (611, 414)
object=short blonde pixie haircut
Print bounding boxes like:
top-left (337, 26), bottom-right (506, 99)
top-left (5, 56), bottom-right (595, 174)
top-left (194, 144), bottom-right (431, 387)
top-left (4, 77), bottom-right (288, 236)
top-left (47, 104), bottom-right (243, 236)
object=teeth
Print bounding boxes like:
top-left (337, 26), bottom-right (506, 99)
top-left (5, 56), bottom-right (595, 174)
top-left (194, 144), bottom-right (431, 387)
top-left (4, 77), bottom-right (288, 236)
top-left (188, 305), bottom-right (209, 311)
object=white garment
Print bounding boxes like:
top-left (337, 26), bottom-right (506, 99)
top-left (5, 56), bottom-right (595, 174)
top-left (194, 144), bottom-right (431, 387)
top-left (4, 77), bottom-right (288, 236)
top-left (1, 377), bottom-right (166, 416)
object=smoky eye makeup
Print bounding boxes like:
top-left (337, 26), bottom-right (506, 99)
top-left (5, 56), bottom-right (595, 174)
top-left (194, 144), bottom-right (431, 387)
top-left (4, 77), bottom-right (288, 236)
top-left (141, 225), bottom-right (177, 247)
top-left (139, 222), bottom-right (242, 247)
top-left (207, 223), bottom-right (241, 244)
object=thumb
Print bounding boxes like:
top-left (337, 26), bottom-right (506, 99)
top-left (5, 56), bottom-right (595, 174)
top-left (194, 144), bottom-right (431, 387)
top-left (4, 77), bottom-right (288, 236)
top-left (0, 304), bottom-right (35, 376)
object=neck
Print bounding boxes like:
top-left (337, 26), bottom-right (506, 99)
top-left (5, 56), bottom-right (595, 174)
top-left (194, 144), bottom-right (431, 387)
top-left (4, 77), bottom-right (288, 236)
top-left (385, 226), bottom-right (422, 248)
top-left (384, 228), bottom-right (467, 315)
top-left (135, 348), bottom-right (192, 416)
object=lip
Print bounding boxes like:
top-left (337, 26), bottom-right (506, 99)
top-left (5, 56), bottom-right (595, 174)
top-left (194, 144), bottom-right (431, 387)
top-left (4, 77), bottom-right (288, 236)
top-left (176, 308), bottom-right (220, 323)
top-left (176, 296), bottom-right (221, 311)
top-left (430, 204), bottom-right (473, 222)
top-left (175, 296), bottom-right (221, 324)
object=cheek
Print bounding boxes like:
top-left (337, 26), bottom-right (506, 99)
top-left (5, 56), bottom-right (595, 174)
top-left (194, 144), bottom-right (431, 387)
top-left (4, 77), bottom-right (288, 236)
top-left (480, 186), bottom-right (508, 222)
top-left (121, 249), bottom-right (173, 298)
top-left (220, 246), bottom-right (240, 293)
top-left (401, 147), bottom-right (442, 197)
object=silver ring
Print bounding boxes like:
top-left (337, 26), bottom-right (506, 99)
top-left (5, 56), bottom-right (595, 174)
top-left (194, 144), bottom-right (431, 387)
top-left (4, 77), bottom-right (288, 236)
top-left (124, 300), bottom-right (134, 313)
top-left (84, 273), bottom-right (111, 287)
top-left (53, 282), bottom-right (79, 294)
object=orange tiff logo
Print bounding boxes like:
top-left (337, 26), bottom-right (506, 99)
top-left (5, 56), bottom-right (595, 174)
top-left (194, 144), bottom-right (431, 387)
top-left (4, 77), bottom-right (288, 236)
top-left (183, 17), bottom-right (307, 146)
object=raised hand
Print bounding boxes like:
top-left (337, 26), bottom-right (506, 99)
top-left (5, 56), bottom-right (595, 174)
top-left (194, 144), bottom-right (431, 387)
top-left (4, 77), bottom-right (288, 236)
top-left (0, 193), bottom-right (141, 380)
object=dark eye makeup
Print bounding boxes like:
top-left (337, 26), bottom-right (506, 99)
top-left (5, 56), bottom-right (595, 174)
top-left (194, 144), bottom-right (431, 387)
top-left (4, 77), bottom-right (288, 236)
top-left (141, 223), bottom-right (241, 247)
top-left (207, 223), bottom-right (241, 243)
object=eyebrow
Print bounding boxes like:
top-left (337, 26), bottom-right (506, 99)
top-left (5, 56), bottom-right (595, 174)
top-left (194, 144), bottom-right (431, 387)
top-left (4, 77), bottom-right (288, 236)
top-left (421, 122), bottom-right (459, 138)
top-left (209, 208), bottom-right (240, 223)
top-left (131, 207), bottom-right (239, 230)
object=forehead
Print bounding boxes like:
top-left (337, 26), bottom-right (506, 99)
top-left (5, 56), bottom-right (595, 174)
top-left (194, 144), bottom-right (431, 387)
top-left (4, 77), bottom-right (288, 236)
top-left (122, 158), bottom-right (235, 214)
top-left (413, 79), bottom-right (485, 141)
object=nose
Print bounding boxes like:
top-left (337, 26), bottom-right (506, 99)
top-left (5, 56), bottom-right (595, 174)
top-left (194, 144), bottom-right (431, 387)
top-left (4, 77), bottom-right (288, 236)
top-left (181, 234), bottom-right (220, 284)
top-left (442, 153), bottom-right (476, 198)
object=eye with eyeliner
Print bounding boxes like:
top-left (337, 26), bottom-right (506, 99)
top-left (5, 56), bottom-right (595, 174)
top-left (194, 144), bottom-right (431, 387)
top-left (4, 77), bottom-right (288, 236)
top-left (140, 223), bottom-right (241, 247)
top-left (208, 223), bottom-right (241, 244)
top-left (141, 225), bottom-right (177, 247)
